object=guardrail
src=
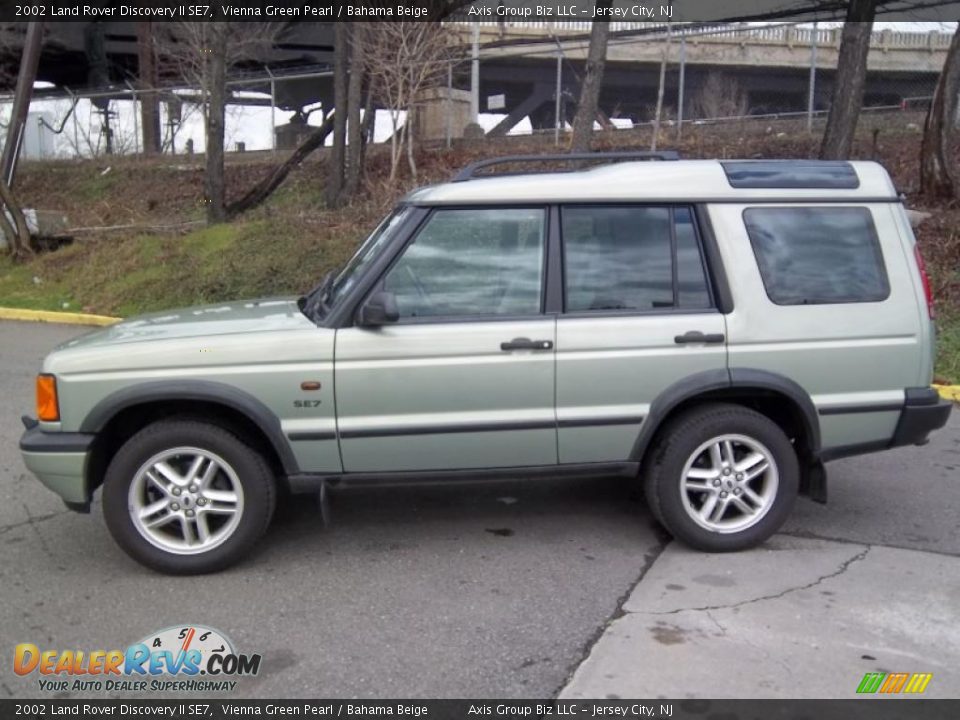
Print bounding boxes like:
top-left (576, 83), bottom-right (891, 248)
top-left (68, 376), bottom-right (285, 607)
top-left (457, 21), bottom-right (953, 51)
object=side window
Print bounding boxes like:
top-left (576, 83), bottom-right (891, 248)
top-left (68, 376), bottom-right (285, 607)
top-left (383, 208), bottom-right (545, 319)
top-left (561, 205), bottom-right (712, 312)
top-left (743, 207), bottom-right (889, 305)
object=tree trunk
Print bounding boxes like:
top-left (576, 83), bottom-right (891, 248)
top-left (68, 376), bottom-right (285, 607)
top-left (360, 84), bottom-right (375, 168)
top-left (920, 26), bottom-right (960, 198)
top-left (388, 112), bottom-right (401, 181)
top-left (345, 24), bottom-right (366, 198)
top-left (405, 105), bottom-right (417, 181)
top-left (570, 7), bottom-right (612, 153)
top-left (0, 21), bottom-right (43, 187)
top-left (820, 7), bottom-right (876, 160)
top-left (650, 21), bottom-right (671, 152)
top-left (326, 23), bottom-right (349, 209)
top-left (226, 112), bottom-right (336, 219)
top-left (0, 180), bottom-right (34, 260)
top-left (136, 22), bottom-right (161, 155)
top-left (204, 27), bottom-right (227, 224)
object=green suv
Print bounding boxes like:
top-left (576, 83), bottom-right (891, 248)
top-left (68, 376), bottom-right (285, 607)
top-left (19, 154), bottom-right (953, 574)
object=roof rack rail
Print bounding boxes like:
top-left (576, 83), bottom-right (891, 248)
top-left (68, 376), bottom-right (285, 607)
top-left (452, 151), bottom-right (680, 182)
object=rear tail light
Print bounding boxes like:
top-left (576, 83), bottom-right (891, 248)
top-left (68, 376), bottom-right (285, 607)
top-left (36, 374), bottom-right (60, 422)
top-left (913, 244), bottom-right (935, 320)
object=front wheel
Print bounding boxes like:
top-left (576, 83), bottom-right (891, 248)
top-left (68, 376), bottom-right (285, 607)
top-left (644, 403), bottom-right (799, 552)
top-left (102, 420), bottom-right (276, 574)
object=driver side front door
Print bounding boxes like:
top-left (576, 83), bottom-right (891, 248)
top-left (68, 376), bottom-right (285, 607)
top-left (334, 206), bottom-right (557, 473)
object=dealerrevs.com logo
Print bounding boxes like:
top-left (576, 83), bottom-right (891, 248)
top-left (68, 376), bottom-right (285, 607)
top-left (14, 624), bottom-right (262, 693)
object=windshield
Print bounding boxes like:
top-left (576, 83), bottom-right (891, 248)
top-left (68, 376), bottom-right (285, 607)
top-left (327, 206), bottom-right (413, 308)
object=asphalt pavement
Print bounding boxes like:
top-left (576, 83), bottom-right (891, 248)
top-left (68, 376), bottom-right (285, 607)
top-left (1, 320), bottom-right (957, 700)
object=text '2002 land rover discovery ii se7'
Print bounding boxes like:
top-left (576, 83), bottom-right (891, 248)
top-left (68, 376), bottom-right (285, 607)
top-left (19, 153), bottom-right (953, 574)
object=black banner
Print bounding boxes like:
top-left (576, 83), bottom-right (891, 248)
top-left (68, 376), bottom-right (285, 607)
top-left (2, 700), bottom-right (960, 720)
top-left (1, 0), bottom-right (960, 23)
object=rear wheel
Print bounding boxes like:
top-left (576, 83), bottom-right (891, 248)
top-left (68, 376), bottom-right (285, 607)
top-left (102, 419), bottom-right (276, 574)
top-left (644, 404), bottom-right (798, 552)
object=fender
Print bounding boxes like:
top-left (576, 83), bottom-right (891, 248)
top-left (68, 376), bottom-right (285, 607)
top-left (728, 368), bottom-right (821, 454)
top-left (630, 369), bottom-right (729, 462)
top-left (79, 380), bottom-right (300, 474)
top-left (629, 368), bottom-right (821, 462)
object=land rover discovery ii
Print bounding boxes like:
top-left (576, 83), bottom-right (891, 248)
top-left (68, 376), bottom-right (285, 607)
top-left (19, 153), bottom-right (953, 574)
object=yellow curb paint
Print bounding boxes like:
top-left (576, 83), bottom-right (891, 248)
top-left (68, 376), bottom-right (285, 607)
top-left (0, 306), bottom-right (120, 327)
top-left (934, 384), bottom-right (960, 402)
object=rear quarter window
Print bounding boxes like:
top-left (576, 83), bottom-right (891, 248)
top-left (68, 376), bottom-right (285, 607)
top-left (742, 207), bottom-right (890, 305)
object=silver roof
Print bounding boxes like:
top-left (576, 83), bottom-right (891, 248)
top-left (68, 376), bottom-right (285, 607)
top-left (404, 160), bottom-right (897, 205)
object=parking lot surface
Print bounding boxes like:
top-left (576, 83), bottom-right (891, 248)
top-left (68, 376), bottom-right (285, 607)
top-left (1, 321), bottom-right (957, 699)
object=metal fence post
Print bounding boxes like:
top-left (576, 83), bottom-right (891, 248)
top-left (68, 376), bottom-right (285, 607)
top-left (470, 23), bottom-right (480, 123)
top-left (127, 81), bottom-right (139, 155)
top-left (807, 22), bottom-right (818, 134)
top-left (677, 35), bottom-right (686, 141)
top-left (73, 94), bottom-right (80, 157)
top-left (554, 47), bottom-right (562, 145)
top-left (267, 68), bottom-right (277, 153)
top-left (446, 61), bottom-right (453, 149)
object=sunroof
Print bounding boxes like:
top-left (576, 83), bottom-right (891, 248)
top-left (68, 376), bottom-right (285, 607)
top-left (722, 161), bottom-right (860, 189)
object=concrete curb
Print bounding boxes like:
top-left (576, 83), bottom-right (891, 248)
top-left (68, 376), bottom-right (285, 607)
top-left (935, 384), bottom-right (960, 402)
top-left (0, 306), bottom-right (120, 327)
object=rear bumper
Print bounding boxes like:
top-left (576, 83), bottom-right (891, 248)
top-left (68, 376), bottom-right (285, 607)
top-left (820, 387), bottom-right (952, 462)
top-left (19, 425), bottom-right (96, 511)
top-left (890, 387), bottom-right (953, 449)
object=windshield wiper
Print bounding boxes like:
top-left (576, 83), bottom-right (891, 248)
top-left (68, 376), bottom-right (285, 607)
top-left (298, 270), bottom-right (335, 320)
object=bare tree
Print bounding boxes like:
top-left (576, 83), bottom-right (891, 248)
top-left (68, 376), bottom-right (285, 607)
top-left (692, 72), bottom-right (749, 120)
top-left (920, 26), bottom-right (960, 198)
top-left (136, 22), bottom-right (162, 155)
top-left (361, 22), bottom-right (458, 182)
top-left (820, 6), bottom-right (877, 160)
top-left (226, 113), bottom-right (336, 219)
top-left (571, 5), bottom-right (612, 153)
top-left (326, 23), bottom-right (350, 209)
top-left (344, 23), bottom-right (368, 199)
top-left (156, 23), bottom-right (280, 224)
top-left (650, 13), bottom-right (672, 151)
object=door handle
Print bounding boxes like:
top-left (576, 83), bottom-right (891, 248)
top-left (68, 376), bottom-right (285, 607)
top-left (501, 337), bottom-right (554, 351)
top-left (674, 331), bottom-right (725, 345)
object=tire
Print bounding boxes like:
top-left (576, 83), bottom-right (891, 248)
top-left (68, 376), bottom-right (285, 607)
top-left (643, 403), bottom-right (798, 552)
top-left (102, 419), bottom-right (276, 575)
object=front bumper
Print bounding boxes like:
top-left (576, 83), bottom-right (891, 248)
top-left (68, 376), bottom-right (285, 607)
top-left (889, 387), bottom-right (953, 448)
top-left (19, 425), bottom-right (96, 511)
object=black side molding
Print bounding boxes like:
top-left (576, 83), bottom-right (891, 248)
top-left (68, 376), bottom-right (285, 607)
top-left (287, 461), bottom-right (641, 493)
top-left (819, 403), bottom-right (903, 416)
top-left (287, 431), bottom-right (337, 442)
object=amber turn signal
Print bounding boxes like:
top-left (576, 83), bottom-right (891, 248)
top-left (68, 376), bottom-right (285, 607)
top-left (36, 374), bottom-right (60, 422)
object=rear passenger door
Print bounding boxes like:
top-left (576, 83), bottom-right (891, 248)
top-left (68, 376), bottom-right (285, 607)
top-left (555, 205), bottom-right (728, 464)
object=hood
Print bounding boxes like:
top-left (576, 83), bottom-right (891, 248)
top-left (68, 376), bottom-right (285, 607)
top-left (57, 297), bottom-right (314, 351)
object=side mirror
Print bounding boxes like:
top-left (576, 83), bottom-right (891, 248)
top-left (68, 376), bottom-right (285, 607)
top-left (356, 291), bottom-right (399, 327)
